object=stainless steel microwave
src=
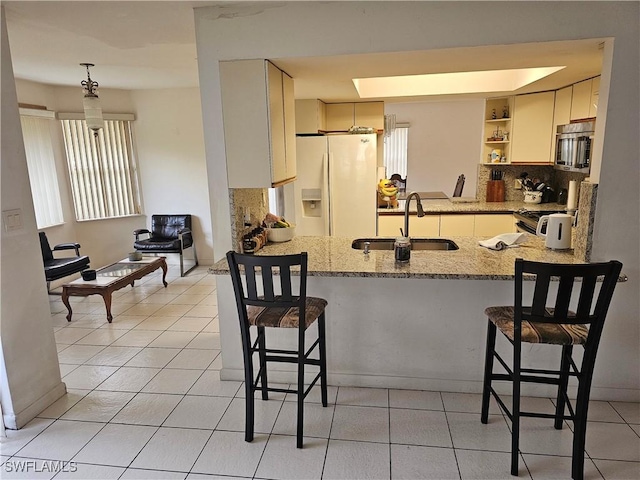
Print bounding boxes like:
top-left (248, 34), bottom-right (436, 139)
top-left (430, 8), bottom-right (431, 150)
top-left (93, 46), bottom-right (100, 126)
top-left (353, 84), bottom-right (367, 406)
top-left (554, 121), bottom-right (594, 173)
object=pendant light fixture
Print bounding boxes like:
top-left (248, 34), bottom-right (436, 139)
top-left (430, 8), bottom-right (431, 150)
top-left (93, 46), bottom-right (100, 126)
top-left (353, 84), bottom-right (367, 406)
top-left (80, 63), bottom-right (103, 133)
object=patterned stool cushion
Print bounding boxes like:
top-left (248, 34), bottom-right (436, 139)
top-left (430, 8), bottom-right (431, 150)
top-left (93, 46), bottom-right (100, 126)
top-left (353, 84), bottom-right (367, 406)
top-left (247, 296), bottom-right (328, 329)
top-left (485, 306), bottom-right (588, 345)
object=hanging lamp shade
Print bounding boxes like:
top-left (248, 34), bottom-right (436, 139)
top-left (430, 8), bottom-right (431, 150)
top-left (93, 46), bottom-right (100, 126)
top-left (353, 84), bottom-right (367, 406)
top-left (80, 63), bottom-right (103, 132)
top-left (83, 93), bottom-right (103, 132)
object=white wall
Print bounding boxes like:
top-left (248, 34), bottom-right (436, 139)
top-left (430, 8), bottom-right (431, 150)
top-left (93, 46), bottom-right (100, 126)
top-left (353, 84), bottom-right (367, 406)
top-left (386, 100), bottom-right (483, 197)
top-left (131, 88), bottom-right (213, 264)
top-left (1, 8), bottom-right (65, 429)
top-left (194, 1), bottom-right (639, 398)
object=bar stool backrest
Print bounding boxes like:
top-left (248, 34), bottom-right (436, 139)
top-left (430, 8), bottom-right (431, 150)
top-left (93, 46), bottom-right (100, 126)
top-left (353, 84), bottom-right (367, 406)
top-left (515, 259), bottom-right (623, 344)
top-left (226, 251), bottom-right (308, 327)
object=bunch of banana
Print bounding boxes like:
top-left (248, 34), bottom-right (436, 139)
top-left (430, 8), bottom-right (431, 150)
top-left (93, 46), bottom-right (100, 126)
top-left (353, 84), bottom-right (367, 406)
top-left (264, 213), bottom-right (291, 228)
top-left (378, 178), bottom-right (399, 199)
top-left (272, 218), bottom-right (291, 228)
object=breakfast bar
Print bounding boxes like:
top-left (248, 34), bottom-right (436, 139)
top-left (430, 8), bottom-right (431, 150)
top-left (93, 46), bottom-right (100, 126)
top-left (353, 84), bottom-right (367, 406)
top-left (210, 235), bottom-right (591, 396)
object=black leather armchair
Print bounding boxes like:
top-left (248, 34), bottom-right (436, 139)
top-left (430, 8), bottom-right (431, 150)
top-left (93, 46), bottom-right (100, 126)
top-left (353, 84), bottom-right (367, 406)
top-left (133, 214), bottom-right (198, 276)
top-left (39, 232), bottom-right (90, 293)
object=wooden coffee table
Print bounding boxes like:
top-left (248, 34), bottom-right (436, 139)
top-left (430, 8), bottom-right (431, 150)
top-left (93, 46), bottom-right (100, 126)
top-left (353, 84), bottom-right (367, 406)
top-left (62, 257), bottom-right (168, 323)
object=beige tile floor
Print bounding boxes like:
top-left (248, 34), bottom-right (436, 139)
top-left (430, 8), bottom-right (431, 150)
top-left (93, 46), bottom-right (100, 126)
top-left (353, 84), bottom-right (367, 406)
top-left (1, 266), bottom-right (639, 479)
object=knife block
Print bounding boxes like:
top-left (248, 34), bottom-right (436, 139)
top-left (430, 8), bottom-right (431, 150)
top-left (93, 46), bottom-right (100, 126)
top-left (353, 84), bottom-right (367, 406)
top-left (486, 180), bottom-right (505, 202)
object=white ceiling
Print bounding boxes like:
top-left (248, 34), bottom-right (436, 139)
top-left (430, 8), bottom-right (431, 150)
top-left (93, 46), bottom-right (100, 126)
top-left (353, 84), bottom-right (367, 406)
top-left (4, 1), bottom-right (604, 102)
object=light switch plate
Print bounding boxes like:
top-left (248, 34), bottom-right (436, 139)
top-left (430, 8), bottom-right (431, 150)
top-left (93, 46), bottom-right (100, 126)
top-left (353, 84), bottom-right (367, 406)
top-left (2, 208), bottom-right (23, 232)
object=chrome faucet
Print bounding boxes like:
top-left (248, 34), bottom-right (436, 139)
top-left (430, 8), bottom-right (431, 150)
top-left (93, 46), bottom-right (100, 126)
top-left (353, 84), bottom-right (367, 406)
top-left (404, 191), bottom-right (426, 238)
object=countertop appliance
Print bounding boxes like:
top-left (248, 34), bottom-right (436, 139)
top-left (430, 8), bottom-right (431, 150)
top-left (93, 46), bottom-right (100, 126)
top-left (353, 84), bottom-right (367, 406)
top-left (286, 134), bottom-right (377, 237)
top-left (536, 213), bottom-right (573, 250)
top-left (555, 121), bottom-right (594, 173)
top-left (514, 209), bottom-right (565, 235)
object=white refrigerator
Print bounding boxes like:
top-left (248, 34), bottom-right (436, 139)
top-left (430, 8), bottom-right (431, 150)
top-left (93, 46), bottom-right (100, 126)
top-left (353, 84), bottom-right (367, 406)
top-left (285, 134), bottom-right (378, 237)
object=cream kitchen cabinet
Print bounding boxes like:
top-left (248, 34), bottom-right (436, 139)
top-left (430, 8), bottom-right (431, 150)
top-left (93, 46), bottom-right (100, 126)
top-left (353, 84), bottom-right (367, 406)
top-left (377, 215), bottom-right (439, 237)
top-left (510, 91), bottom-right (555, 164)
top-left (570, 76), bottom-right (600, 121)
top-left (474, 214), bottom-right (516, 236)
top-left (220, 59), bottom-right (296, 188)
top-left (325, 102), bottom-right (384, 132)
top-left (379, 213), bottom-right (515, 237)
top-left (439, 215), bottom-right (475, 237)
top-left (552, 86), bottom-right (573, 161)
top-left (570, 78), bottom-right (593, 121)
top-left (589, 76), bottom-right (600, 118)
top-left (295, 99), bottom-right (326, 134)
top-left (553, 86), bottom-right (573, 127)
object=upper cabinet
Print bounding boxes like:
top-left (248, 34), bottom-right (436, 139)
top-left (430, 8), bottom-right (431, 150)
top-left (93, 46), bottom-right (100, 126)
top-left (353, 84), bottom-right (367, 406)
top-left (325, 102), bottom-right (384, 132)
top-left (295, 99), bottom-right (327, 134)
top-left (481, 97), bottom-right (513, 164)
top-left (553, 86), bottom-right (573, 127)
top-left (570, 76), bottom-right (599, 121)
top-left (589, 76), bottom-right (600, 118)
top-left (220, 59), bottom-right (296, 188)
top-left (570, 79), bottom-right (592, 121)
top-left (510, 91), bottom-right (556, 164)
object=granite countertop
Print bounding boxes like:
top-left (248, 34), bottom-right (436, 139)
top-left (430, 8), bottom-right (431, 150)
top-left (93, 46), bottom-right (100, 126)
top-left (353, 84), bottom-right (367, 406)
top-left (210, 235), bottom-right (580, 280)
top-left (378, 200), bottom-right (567, 215)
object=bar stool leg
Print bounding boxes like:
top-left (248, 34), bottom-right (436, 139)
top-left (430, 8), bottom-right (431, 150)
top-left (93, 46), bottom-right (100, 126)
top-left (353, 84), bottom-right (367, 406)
top-left (257, 327), bottom-right (268, 400)
top-left (511, 335), bottom-right (522, 476)
top-left (555, 345), bottom-right (573, 429)
top-left (242, 327), bottom-right (255, 443)
top-left (571, 348), bottom-right (598, 480)
top-left (296, 326), bottom-right (305, 448)
top-left (481, 320), bottom-right (497, 423)
top-left (318, 312), bottom-right (328, 407)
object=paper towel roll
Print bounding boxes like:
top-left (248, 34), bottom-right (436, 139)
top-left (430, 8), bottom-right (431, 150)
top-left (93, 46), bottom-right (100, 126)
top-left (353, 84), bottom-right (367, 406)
top-left (567, 181), bottom-right (578, 210)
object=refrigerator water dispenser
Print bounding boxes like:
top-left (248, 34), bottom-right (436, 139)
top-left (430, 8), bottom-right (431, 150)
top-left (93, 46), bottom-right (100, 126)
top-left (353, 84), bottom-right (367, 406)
top-left (301, 188), bottom-right (322, 217)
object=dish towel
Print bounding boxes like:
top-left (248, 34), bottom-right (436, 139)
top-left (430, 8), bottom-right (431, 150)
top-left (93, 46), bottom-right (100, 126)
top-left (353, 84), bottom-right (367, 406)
top-left (478, 232), bottom-right (528, 251)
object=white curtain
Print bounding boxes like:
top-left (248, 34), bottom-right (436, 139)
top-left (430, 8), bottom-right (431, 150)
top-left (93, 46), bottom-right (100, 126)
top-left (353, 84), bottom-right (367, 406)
top-left (61, 119), bottom-right (141, 221)
top-left (383, 126), bottom-right (409, 179)
top-left (20, 114), bottom-right (64, 228)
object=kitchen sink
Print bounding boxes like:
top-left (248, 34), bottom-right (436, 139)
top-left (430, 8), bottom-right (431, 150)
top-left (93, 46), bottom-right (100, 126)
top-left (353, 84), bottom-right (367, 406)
top-left (351, 238), bottom-right (459, 251)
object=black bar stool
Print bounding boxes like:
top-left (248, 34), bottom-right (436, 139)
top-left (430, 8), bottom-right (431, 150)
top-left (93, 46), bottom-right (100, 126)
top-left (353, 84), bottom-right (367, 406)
top-left (481, 258), bottom-right (622, 480)
top-left (226, 251), bottom-right (328, 448)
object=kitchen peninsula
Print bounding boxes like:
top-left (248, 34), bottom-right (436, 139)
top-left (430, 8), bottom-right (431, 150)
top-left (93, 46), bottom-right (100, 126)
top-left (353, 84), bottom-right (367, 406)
top-left (210, 234), bottom-right (585, 396)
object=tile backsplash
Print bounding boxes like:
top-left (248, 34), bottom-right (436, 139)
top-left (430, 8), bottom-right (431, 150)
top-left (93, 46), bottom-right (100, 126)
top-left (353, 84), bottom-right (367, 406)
top-left (229, 188), bottom-right (269, 251)
top-left (477, 165), bottom-right (587, 202)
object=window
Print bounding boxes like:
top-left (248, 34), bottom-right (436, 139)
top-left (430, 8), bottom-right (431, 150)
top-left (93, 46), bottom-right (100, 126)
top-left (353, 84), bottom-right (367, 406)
top-left (20, 109), bottom-right (64, 228)
top-left (59, 115), bottom-right (141, 221)
top-left (268, 187), bottom-right (285, 217)
top-left (383, 125), bottom-right (409, 180)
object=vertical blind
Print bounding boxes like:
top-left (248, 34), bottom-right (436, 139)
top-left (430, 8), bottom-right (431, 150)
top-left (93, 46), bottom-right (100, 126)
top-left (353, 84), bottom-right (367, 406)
top-left (20, 114), bottom-right (64, 228)
top-left (61, 119), bottom-right (141, 221)
top-left (383, 126), bottom-right (409, 179)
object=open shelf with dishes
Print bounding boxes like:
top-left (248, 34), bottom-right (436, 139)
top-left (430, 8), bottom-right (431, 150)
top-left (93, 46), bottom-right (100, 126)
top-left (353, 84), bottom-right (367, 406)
top-left (482, 97), bottom-right (513, 165)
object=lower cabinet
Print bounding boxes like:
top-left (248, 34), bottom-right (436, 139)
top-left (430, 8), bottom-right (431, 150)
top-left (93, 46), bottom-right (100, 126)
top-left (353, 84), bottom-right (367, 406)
top-left (439, 215), bottom-right (475, 236)
top-left (474, 214), bottom-right (516, 236)
top-left (378, 215), bottom-right (439, 237)
top-left (378, 213), bottom-right (516, 237)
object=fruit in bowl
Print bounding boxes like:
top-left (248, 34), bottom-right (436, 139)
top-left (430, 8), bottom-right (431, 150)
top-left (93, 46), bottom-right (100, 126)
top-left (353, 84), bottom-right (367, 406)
top-left (267, 225), bottom-right (295, 242)
top-left (264, 214), bottom-right (295, 242)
